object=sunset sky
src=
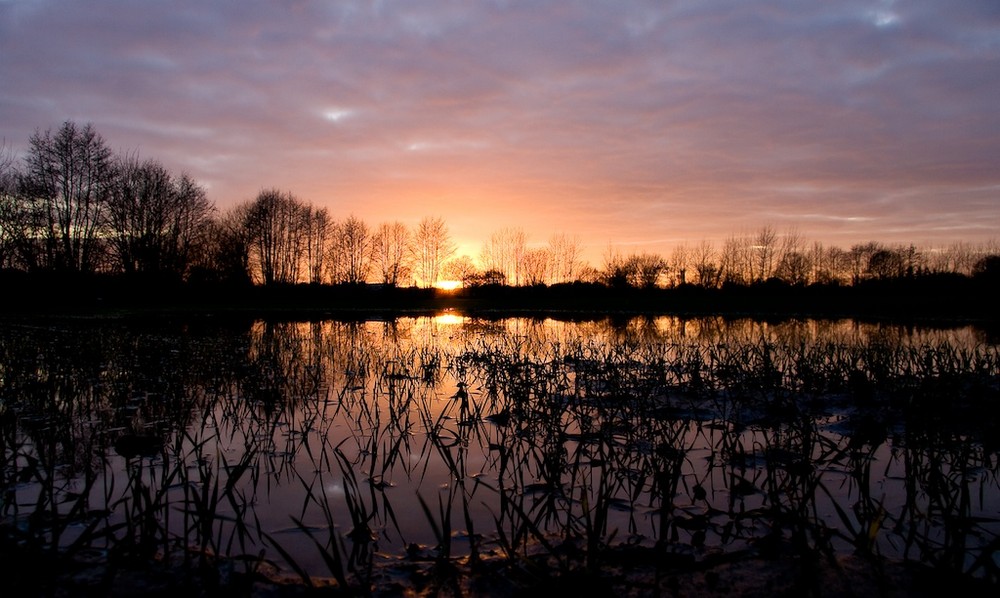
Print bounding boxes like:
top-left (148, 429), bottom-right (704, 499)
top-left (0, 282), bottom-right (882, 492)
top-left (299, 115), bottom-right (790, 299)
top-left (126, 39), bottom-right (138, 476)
top-left (2, 1), bottom-right (998, 261)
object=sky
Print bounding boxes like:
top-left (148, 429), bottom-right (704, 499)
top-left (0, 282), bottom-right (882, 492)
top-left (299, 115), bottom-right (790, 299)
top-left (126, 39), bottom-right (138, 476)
top-left (1, 0), bottom-right (998, 261)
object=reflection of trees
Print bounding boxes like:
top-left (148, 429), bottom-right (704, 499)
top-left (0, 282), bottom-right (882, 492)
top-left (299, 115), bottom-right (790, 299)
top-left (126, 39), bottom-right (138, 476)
top-left (2, 317), bottom-right (998, 588)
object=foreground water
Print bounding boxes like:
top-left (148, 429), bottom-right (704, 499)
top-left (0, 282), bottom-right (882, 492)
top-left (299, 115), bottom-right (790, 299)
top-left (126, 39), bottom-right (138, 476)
top-left (1, 314), bottom-right (998, 586)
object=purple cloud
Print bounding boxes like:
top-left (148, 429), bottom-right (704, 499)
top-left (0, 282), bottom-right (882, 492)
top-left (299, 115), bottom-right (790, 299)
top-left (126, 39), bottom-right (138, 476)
top-left (2, 0), bottom-right (997, 259)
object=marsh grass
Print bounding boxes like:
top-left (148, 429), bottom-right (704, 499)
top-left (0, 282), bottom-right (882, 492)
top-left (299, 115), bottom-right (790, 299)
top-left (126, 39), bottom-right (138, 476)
top-left (1, 316), bottom-right (998, 593)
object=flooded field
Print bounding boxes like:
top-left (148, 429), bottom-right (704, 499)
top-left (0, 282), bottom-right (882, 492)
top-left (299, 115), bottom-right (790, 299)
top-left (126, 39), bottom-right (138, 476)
top-left (1, 315), bottom-right (998, 593)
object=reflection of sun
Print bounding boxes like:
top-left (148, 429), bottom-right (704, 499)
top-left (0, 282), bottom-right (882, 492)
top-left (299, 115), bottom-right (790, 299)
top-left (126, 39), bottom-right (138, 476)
top-left (434, 280), bottom-right (462, 291)
top-left (434, 312), bottom-right (465, 325)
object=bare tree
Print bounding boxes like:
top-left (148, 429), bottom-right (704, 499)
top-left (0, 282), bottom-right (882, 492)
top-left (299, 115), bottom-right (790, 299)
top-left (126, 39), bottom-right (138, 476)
top-left (627, 253), bottom-right (669, 288)
top-left (481, 227), bottom-right (527, 285)
top-left (108, 157), bottom-right (173, 274)
top-left (901, 244), bottom-right (923, 277)
top-left (21, 121), bottom-right (114, 272)
top-left (371, 221), bottom-right (411, 286)
top-left (547, 233), bottom-right (582, 284)
top-left (777, 227), bottom-right (802, 275)
top-left (479, 232), bottom-right (503, 282)
top-left (824, 245), bottom-right (851, 284)
top-left (692, 240), bottom-right (719, 288)
top-left (442, 254), bottom-right (478, 285)
top-left (932, 242), bottom-right (980, 276)
top-left (867, 246), bottom-right (907, 280)
top-left (302, 206), bottom-right (331, 284)
top-left (170, 174), bottom-right (214, 278)
top-left (602, 245), bottom-right (631, 288)
top-left (107, 156), bottom-right (213, 278)
top-left (719, 235), bottom-right (748, 285)
top-left (752, 225), bottom-right (778, 282)
top-left (412, 216), bottom-right (455, 287)
top-left (0, 140), bottom-right (14, 190)
top-left (601, 247), bottom-right (668, 288)
top-left (775, 251), bottom-right (810, 285)
top-left (849, 242), bottom-right (882, 283)
top-left (522, 248), bottom-right (550, 286)
top-left (243, 188), bottom-right (309, 284)
top-left (576, 264), bottom-right (602, 284)
top-left (328, 215), bottom-right (370, 284)
top-left (808, 241), bottom-right (848, 285)
top-left (669, 243), bottom-right (689, 286)
top-left (193, 206), bottom-right (253, 285)
top-left (0, 140), bottom-right (28, 269)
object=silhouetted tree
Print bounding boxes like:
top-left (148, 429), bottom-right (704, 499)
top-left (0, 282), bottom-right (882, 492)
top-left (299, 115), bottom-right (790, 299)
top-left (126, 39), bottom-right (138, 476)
top-left (243, 189), bottom-right (308, 284)
top-left (481, 227), bottom-right (527, 285)
top-left (0, 140), bottom-right (14, 190)
top-left (775, 251), bottom-right (810, 285)
top-left (576, 264), bottom-right (602, 284)
top-left (195, 206), bottom-right (253, 285)
top-left (371, 221), bottom-right (411, 286)
top-left (972, 254), bottom-right (1000, 282)
top-left (303, 206), bottom-right (331, 284)
top-left (107, 156), bottom-right (213, 278)
top-left (547, 233), bottom-right (582, 284)
top-left (719, 235), bottom-right (747, 285)
top-left (412, 216), bottom-right (454, 287)
top-left (751, 225), bottom-right (778, 282)
top-left (466, 268), bottom-right (506, 287)
top-left (21, 121), bottom-right (114, 272)
top-left (849, 242), bottom-right (882, 283)
top-left (867, 248), bottom-right (906, 280)
top-left (0, 141), bottom-right (28, 269)
top-left (902, 244), bottom-right (923, 277)
top-left (669, 243), bottom-right (688, 286)
top-left (692, 240), bottom-right (719, 288)
top-left (602, 246), bottom-right (631, 288)
top-left (925, 242), bottom-right (974, 276)
top-left (628, 253), bottom-right (669, 288)
top-left (522, 248), bottom-right (550, 286)
top-left (442, 254), bottom-right (477, 286)
top-left (328, 215), bottom-right (370, 284)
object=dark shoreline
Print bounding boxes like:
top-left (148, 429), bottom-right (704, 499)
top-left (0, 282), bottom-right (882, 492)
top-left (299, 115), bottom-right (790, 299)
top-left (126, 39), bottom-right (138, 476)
top-left (2, 270), bottom-right (997, 328)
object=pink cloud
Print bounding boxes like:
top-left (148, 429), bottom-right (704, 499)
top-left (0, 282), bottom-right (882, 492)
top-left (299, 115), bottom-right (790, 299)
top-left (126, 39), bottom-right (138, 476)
top-left (1, 0), bottom-right (997, 259)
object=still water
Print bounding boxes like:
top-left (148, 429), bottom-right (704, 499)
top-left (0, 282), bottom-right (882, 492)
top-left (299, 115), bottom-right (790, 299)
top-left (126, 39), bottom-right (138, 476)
top-left (1, 315), bottom-right (998, 580)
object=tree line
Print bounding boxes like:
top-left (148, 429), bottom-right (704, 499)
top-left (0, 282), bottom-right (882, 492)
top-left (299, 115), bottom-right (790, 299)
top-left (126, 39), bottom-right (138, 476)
top-left (0, 122), bottom-right (457, 287)
top-left (1, 121), bottom-right (997, 290)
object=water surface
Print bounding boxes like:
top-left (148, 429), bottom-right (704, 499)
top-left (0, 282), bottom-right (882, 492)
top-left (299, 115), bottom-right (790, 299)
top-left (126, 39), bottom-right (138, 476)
top-left (2, 315), bottom-right (997, 582)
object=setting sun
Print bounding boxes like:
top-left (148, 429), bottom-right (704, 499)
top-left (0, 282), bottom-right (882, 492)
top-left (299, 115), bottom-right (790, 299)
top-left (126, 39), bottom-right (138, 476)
top-left (434, 280), bottom-right (463, 292)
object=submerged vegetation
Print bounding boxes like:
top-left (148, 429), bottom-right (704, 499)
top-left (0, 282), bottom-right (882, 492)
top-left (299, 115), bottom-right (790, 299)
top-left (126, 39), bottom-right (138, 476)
top-left (1, 316), bottom-right (998, 595)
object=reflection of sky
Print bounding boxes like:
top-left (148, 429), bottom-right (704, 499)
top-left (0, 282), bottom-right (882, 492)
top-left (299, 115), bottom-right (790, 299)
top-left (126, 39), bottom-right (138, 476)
top-left (2, 1), bottom-right (998, 260)
top-left (195, 316), bottom-right (1000, 569)
top-left (5, 315), bottom-right (997, 576)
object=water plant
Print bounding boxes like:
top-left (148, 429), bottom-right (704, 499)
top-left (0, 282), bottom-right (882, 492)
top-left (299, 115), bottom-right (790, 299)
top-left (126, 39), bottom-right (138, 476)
top-left (1, 315), bottom-right (997, 593)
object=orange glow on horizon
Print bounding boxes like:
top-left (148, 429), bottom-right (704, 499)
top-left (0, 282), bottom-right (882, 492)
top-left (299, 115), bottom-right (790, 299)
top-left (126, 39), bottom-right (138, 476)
top-left (434, 280), bottom-right (463, 291)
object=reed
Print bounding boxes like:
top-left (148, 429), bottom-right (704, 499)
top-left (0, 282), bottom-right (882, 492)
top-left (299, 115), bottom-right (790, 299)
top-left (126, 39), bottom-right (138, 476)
top-left (1, 316), bottom-right (997, 593)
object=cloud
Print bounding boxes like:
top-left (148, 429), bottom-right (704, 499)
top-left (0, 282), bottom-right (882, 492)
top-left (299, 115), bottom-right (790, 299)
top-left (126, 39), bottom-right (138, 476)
top-left (1, 0), bottom-right (997, 257)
